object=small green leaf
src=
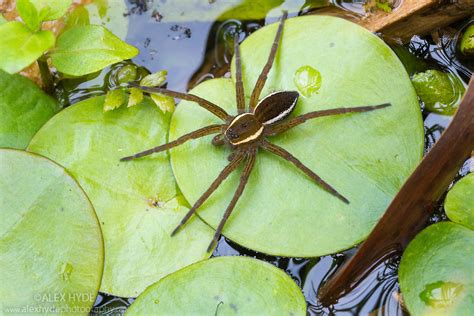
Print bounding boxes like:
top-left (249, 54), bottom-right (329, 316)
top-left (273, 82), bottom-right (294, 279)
top-left (445, 174), bottom-right (474, 230)
top-left (0, 70), bottom-right (59, 149)
top-left (151, 93), bottom-right (175, 113)
top-left (63, 5), bottom-right (90, 31)
top-left (16, 0), bottom-right (40, 31)
top-left (399, 222), bottom-right (474, 315)
top-left (117, 64), bottom-right (138, 84)
top-left (50, 25), bottom-right (139, 76)
top-left (0, 149), bottom-right (103, 315)
top-left (0, 21), bottom-right (55, 74)
top-left (376, 0), bottom-right (393, 12)
top-left (126, 257), bottom-right (306, 315)
top-left (412, 70), bottom-right (466, 116)
top-left (128, 87), bottom-right (144, 107)
top-left (460, 25), bottom-right (474, 56)
top-left (104, 89), bottom-right (126, 112)
top-left (140, 70), bottom-right (168, 87)
top-left (30, 0), bottom-right (73, 21)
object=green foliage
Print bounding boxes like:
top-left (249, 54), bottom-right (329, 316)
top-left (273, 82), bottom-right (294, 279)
top-left (0, 70), bottom-right (59, 149)
top-left (140, 70), bottom-right (176, 112)
top-left (0, 14), bottom-right (6, 25)
top-left (151, 93), bottom-right (176, 113)
top-left (0, 149), bottom-right (103, 316)
top-left (104, 89), bottom-right (126, 112)
top-left (127, 87), bottom-right (144, 107)
top-left (29, 0), bottom-right (73, 21)
top-left (412, 70), bottom-right (466, 115)
top-left (126, 257), bottom-right (306, 315)
top-left (17, 0), bottom-right (41, 31)
top-left (0, 21), bottom-right (55, 74)
top-left (460, 25), bottom-right (474, 56)
top-left (391, 45), bottom-right (429, 77)
top-left (50, 25), bottom-right (138, 76)
top-left (399, 222), bottom-right (474, 315)
top-left (28, 96), bottom-right (213, 297)
top-left (170, 16), bottom-right (423, 256)
top-left (445, 174), bottom-right (474, 230)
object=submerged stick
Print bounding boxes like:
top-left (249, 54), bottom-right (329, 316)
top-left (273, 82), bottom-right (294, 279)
top-left (318, 78), bottom-right (474, 305)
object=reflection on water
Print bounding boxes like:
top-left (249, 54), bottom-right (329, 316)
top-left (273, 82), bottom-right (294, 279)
top-left (81, 1), bottom-right (472, 315)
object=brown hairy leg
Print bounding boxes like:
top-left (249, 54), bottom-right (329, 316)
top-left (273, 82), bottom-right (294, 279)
top-left (129, 83), bottom-right (231, 121)
top-left (121, 124), bottom-right (224, 161)
top-left (249, 11), bottom-right (288, 110)
top-left (171, 152), bottom-right (245, 236)
top-left (234, 34), bottom-right (246, 114)
top-left (207, 151), bottom-right (257, 252)
top-left (265, 103), bottom-right (391, 135)
top-left (260, 140), bottom-right (349, 204)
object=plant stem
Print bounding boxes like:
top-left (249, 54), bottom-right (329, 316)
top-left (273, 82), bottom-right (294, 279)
top-left (37, 57), bottom-right (54, 95)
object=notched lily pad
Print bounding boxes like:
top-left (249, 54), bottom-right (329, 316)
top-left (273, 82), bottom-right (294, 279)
top-left (0, 149), bottom-right (103, 315)
top-left (28, 96), bottom-right (214, 297)
top-left (0, 70), bottom-right (59, 149)
top-left (169, 16), bottom-right (424, 257)
top-left (126, 256), bottom-right (306, 315)
top-left (399, 222), bottom-right (474, 316)
top-left (445, 174), bottom-right (474, 230)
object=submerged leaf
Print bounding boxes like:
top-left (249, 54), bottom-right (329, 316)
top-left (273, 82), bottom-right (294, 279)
top-left (28, 96), bottom-right (213, 297)
top-left (126, 257), bottom-right (306, 315)
top-left (445, 174), bottom-right (474, 230)
top-left (399, 222), bottom-right (474, 315)
top-left (0, 149), bottom-right (103, 316)
top-left (0, 70), bottom-right (59, 149)
top-left (50, 25), bottom-right (138, 76)
top-left (460, 25), bottom-right (474, 56)
top-left (412, 69), bottom-right (466, 116)
top-left (0, 22), bottom-right (55, 73)
top-left (104, 89), bottom-right (126, 112)
top-left (170, 16), bottom-right (423, 256)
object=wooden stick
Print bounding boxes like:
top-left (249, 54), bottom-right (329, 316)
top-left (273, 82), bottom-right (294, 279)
top-left (318, 78), bottom-right (474, 305)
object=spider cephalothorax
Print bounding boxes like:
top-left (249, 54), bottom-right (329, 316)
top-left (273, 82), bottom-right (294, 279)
top-left (122, 12), bottom-right (390, 252)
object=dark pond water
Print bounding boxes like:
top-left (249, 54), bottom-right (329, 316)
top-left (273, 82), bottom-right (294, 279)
top-left (61, 1), bottom-right (473, 315)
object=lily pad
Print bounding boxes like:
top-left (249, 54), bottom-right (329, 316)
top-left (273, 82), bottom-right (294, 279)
top-left (0, 70), bottom-right (59, 149)
top-left (169, 16), bottom-right (423, 256)
top-left (445, 174), bottom-right (474, 230)
top-left (28, 96), bottom-right (214, 297)
top-left (126, 256), bottom-right (306, 315)
top-left (399, 222), bottom-right (474, 315)
top-left (0, 149), bottom-right (103, 315)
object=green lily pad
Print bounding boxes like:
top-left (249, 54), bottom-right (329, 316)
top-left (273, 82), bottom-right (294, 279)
top-left (0, 70), bottom-right (59, 149)
top-left (126, 256), bottom-right (306, 315)
top-left (28, 96), bottom-right (214, 297)
top-left (445, 174), bottom-right (474, 230)
top-left (399, 222), bottom-right (474, 315)
top-left (0, 149), bottom-right (103, 315)
top-left (169, 16), bottom-right (424, 256)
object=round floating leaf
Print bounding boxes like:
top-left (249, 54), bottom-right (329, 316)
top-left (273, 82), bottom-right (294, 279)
top-left (0, 149), bottom-right (103, 315)
top-left (126, 256), bottom-right (306, 315)
top-left (0, 70), bottom-right (59, 149)
top-left (170, 16), bottom-right (423, 256)
top-left (50, 25), bottom-right (138, 77)
top-left (445, 174), bottom-right (474, 230)
top-left (28, 96), bottom-right (213, 297)
top-left (399, 222), bottom-right (474, 315)
top-left (0, 21), bottom-right (55, 74)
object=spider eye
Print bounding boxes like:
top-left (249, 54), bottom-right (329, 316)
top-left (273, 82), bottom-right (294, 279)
top-left (242, 123), bottom-right (248, 128)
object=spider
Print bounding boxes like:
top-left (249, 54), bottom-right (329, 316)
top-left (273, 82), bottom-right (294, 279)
top-left (122, 12), bottom-right (390, 252)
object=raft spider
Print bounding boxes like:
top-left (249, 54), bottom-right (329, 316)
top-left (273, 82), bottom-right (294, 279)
top-left (122, 12), bottom-right (390, 252)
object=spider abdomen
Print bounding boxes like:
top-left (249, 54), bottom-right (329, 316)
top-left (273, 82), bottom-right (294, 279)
top-left (254, 91), bottom-right (299, 125)
top-left (225, 113), bottom-right (264, 146)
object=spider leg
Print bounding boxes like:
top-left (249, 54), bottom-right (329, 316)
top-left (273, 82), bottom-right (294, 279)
top-left (260, 140), bottom-right (349, 204)
top-left (234, 35), bottom-right (246, 114)
top-left (207, 151), bottom-right (257, 252)
top-left (249, 11), bottom-right (288, 111)
top-left (121, 124), bottom-right (224, 161)
top-left (129, 83), bottom-right (230, 121)
top-left (171, 152), bottom-right (245, 236)
top-left (265, 103), bottom-right (391, 135)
